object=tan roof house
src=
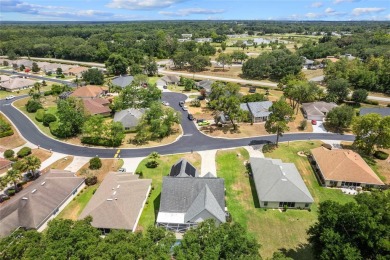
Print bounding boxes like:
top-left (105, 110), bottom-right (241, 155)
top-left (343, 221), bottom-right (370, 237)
top-left (79, 173), bottom-right (151, 233)
top-left (311, 147), bottom-right (384, 188)
top-left (0, 77), bottom-right (36, 92)
top-left (83, 98), bottom-right (111, 116)
top-left (302, 102), bottom-right (338, 121)
top-left (64, 66), bottom-right (89, 77)
top-left (70, 85), bottom-right (107, 99)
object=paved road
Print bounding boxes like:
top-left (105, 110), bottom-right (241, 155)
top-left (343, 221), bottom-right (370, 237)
top-left (0, 92), bottom-right (355, 158)
top-left (0, 69), bottom-right (76, 87)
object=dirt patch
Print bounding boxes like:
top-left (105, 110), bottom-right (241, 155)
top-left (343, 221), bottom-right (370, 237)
top-left (187, 100), bottom-right (214, 120)
top-left (0, 113), bottom-right (26, 150)
top-left (43, 156), bottom-right (74, 172)
top-left (77, 159), bottom-right (123, 183)
top-left (31, 149), bottom-right (52, 162)
top-left (302, 69), bottom-right (324, 80)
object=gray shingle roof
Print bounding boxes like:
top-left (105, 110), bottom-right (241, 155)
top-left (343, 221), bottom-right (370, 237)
top-left (159, 177), bottom-right (225, 223)
top-left (113, 108), bottom-right (145, 129)
top-left (196, 80), bottom-right (213, 92)
top-left (302, 102), bottom-right (337, 117)
top-left (79, 173), bottom-right (151, 231)
top-left (0, 170), bottom-right (84, 237)
top-left (250, 158), bottom-right (314, 203)
top-left (241, 101), bottom-right (272, 118)
top-left (169, 158), bottom-right (199, 177)
top-left (360, 108), bottom-right (390, 117)
top-left (112, 75), bottom-right (134, 88)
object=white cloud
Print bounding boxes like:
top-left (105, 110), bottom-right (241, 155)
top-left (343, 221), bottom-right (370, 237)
top-left (325, 8), bottom-right (335, 14)
top-left (159, 8), bottom-right (225, 17)
top-left (386, 14), bottom-right (390, 20)
top-left (311, 2), bottom-right (323, 8)
top-left (305, 12), bottom-right (323, 19)
top-left (107, 0), bottom-right (188, 10)
top-left (352, 7), bottom-right (386, 16)
top-left (334, 0), bottom-right (360, 4)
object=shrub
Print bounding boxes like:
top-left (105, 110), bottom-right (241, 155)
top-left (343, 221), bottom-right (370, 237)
top-left (85, 176), bottom-right (98, 186)
top-left (89, 157), bottom-right (102, 170)
top-left (49, 121), bottom-right (64, 137)
top-left (262, 143), bottom-right (277, 153)
top-left (387, 104), bottom-right (390, 108)
top-left (0, 118), bottom-right (13, 137)
top-left (145, 159), bottom-right (159, 168)
top-left (374, 151), bottom-right (389, 160)
top-left (363, 100), bottom-right (379, 106)
top-left (190, 99), bottom-right (201, 107)
top-left (3, 149), bottom-right (14, 159)
top-left (25, 99), bottom-right (43, 113)
top-left (7, 189), bottom-right (15, 196)
top-left (135, 171), bottom-right (143, 178)
top-left (148, 152), bottom-right (160, 159)
top-left (42, 113), bottom-right (57, 127)
top-left (35, 109), bottom-right (45, 122)
top-left (44, 90), bottom-right (53, 96)
top-left (299, 120), bottom-right (307, 130)
top-left (17, 147), bottom-right (31, 158)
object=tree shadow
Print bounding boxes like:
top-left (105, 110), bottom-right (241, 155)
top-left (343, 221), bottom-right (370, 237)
top-left (153, 193), bottom-right (161, 221)
top-left (278, 243), bottom-right (314, 260)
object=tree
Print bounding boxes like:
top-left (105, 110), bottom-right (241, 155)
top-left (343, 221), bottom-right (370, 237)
top-left (221, 42), bottom-right (227, 51)
top-left (198, 42), bottom-right (216, 56)
top-left (55, 97), bottom-right (85, 138)
top-left (325, 105), bottom-right (354, 132)
top-left (241, 93), bottom-right (267, 103)
top-left (25, 99), bottom-right (42, 113)
top-left (351, 89), bottom-right (368, 103)
top-left (230, 50), bottom-right (248, 63)
top-left (352, 114), bottom-right (390, 155)
top-left (20, 64), bottom-right (25, 71)
top-left (144, 57), bottom-right (158, 76)
top-left (283, 80), bottom-right (320, 114)
top-left (6, 168), bottom-right (22, 190)
top-left (174, 219), bottom-right (261, 260)
top-left (308, 192), bottom-right (390, 260)
top-left (265, 99), bottom-right (294, 146)
top-left (326, 78), bottom-right (350, 103)
top-left (189, 55), bottom-right (210, 72)
top-left (56, 67), bottom-right (62, 75)
top-left (184, 78), bottom-right (196, 91)
top-left (216, 53), bottom-right (232, 71)
top-left (130, 63), bottom-right (143, 75)
top-left (23, 155), bottom-right (41, 174)
top-left (89, 157), bottom-right (102, 170)
top-left (32, 62), bottom-right (40, 73)
top-left (82, 68), bottom-right (104, 85)
top-left (105, 54), bottom-right (128, 75)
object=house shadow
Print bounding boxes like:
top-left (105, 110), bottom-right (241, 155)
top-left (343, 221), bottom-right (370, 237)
top-left (153, 193), bottom-right (161, 221)
top-left (248, 172), bottom-right (261, 208)
top-left (278, 243), bottom-right (314, 260)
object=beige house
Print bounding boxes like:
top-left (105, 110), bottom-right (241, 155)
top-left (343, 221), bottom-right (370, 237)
top-left (63, 66), bottom-right (89, 77)
top-left (311, 147), bottom-right (384, 188)
top-left (0, 77), bottom-right (36, 92)
top-left (302, 102), bottom-right (338, 121)
top-left (70, 85), bottom-right (107, 99)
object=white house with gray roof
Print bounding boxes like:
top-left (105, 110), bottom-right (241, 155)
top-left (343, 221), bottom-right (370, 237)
top-left (302, 101), bottom-right (337, 121)
top-left (241, 101), bottom-right (273, 122)
top-left (250, 158), bottom-right (314, 209)
top-left (113, 108), bottom-right (145, 130)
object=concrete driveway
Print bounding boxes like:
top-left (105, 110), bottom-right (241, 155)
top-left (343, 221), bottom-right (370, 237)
top-left (312, 121), bottom-right (328, 133)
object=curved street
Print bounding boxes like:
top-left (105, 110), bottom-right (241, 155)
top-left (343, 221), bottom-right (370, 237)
top-left (0, 92), bottom-right (355, 158)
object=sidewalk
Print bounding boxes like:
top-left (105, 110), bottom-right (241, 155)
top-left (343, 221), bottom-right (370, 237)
top-left (64, 156), bottom-right (90, 172)
top-left (121, 157), bottom-right (145, 173)
top-left (244, 145), bottom-right (265, 158)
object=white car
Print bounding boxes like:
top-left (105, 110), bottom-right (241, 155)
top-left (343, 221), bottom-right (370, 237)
top-left (182, 105), bottom-right (188, 111)
top-left (162, 101), bottom-right (170, 106)
top-left (5, 95), bottom-right (15, 100)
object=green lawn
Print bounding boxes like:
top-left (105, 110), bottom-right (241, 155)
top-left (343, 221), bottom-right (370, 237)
top-left (148, 76), bottom-right (159, 85)
top-left (216, 142), bottom-right (355, 259)
top-left (57, 185), bottom-right (97, 220)
top-left (135, 152), bottom-right (201, 231)
top-left (0, 85), bottom-right (51, 99)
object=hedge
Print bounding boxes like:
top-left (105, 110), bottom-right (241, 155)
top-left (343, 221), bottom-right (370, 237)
top-left (363, 100), bottom-right (379, 106)
top-left (374, 151), bottom-right (389, 160)
top-left (3, 149), bottom-right (14, 159)
top-left (44, 90), bottom-right (53, 96)
top-left (26, 99), bottom-right (43, 113)
top-left (43, 113), bottom-right (57, 127)
top-left (0, 130), bottom-right (13, 138)
top-left (89, 157), bottom-right (102, 170)
top-left (35, 109), bottom-right (45, 122)
top-left (0, 118), bottom-right (13, 137)
top-left (81, 137), bottom-right (122, 147)
top-left (17, 147), bottom-right (32, 158)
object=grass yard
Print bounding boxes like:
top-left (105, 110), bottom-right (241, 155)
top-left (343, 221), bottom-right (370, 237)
top-left (31, 148), bottom-right (52, 163)
top-left (216, 143), bottom-right (355, 259)
top-left (42, 156), bottom-right (74, 172)
top-left (0, 85), bottom-right (52, 100)
top-left (0, 113), bottom-right (26, 150)
top-left (135, 152), bottom-right (201, 231)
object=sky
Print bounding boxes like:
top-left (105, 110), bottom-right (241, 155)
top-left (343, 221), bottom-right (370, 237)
top-left (0, 0), bottom-right (389, 21)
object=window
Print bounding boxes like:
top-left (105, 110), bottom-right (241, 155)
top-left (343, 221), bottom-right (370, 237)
top-left (305, 203), bottom-right (310, 208)
top-left (279, 202), bottom-right (295, 208)
top-left (264, 201), bottom-right (268, 206)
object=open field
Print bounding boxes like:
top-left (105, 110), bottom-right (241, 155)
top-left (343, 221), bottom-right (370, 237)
top-left (135, 152), bottom-right (201, 231)
top-left (216, 143), bottom-right (355, 259)
top-left (0, 113), bottom-right (26, 150)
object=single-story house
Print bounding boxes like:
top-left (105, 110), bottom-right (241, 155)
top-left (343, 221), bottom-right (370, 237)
top-left (195, 38), bottom-right (212, 43)
top-left (0, 77), bottom-right (36, 92)
top-left (0, 158), bottom-right (12, 171)
top-left (111, 75), bottom-right (134, 88)
top-left (341, 54), bottom-right (356, 60)
top-left (13, 59), bottom-right (34, 68)
top-left (181, 34), bottom-right (192, 39)
top-left (79, 172), bottom-right (151, 234)
top-left (315, 56), bottom-right (340, 64)
top-left (83, 98), bottom-right (111, 116)
top-left (241, 101), bottom-right (273, 122)
top-left (113, 108), bottom-right (145, 130)
top-left (310, 147), bottom-right (385, 188)
top-left (359, 108), bottom-right (390, 117)
top-left (37, 62), bottom-right (72, 73)
top-left (250, 157), bottom-right (314, 209)
top-left (0, 75), bottom-right (12, 83)
top-left (157, 75), bottom-right (181, 88)
top-left (63, 66), bottom-right (89, 77)
top-left (170, 158), bottom-right (200, 178)
top-left (0, 169), bottom-right (84, 237)
top-left (302, 101), bottom-right (337, 121)
top-left (70, 85), bottom-right (107, 99)
top-left (302, 57), bottom-right (315, 69)
top-left (196, 79), bottom-right (213, 95)
top-left (157, 170), bottom-right (226, 232)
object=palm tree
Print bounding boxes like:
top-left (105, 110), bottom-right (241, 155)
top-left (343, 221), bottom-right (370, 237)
top-left (6, 169), bottom-right (22, 191)
top-left (23, 155), bottom-right (41, 179)
top-left (0, 176), bottom-right (8, 190)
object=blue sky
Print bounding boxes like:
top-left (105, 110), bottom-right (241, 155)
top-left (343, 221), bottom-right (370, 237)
top-left (1, 0), bottom-right (389, 21)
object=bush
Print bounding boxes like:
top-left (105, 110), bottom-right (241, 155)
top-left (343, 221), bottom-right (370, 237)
top-left (17, 147), bottom-right (31, 158)
top-left (89, 157), bottom-right (102, 170)
top-left (387, 104), bottom-right (390, 108)
top-left (0, 118), bottom-right (13, 137)
top-left (44, 90), bottom-right (53, 96)
top-left (299, 120), bottom-right (307, 130)
top-left (190, 99), bottom-right (201, 107)
top-left (35, 109), bottom-right (45, 122)
top-left (262, 143), bottom-right (277, 153)
top-left (7, 189), bottom-right (15, 196)
top-left (85, 176), bottom-right (98, 186)
top-left (3, 149), bottom-right (14, 159)
top-left (42, 113), bottom-right (57, 127)
top-left (135, 171), bottom-right (143, 178)
top-left (145, 159), bottom-right (159, 168)
top-left (363, 100), bottom-right (379, 106)
top-left (25, 99), bottom-right (43, 113)
top-left (374, 151), bottom-right (389, 160)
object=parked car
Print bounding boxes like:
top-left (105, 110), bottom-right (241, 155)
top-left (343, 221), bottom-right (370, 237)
top-left (179, 101), bottom-right (184, 107)
top-left (311, 120), bottom-right (317, 125)
top-left (197, 95), bottom-right (205, 100)
top-left (118, 168), bottom-right (126, 172)
top-left (162, 101), bottom-right (169, 106)
top-left (5, 95), bottom-right (15, 100)
top-left (196, 119), bottom-right (204, 123)
top-left (249, 86), bottom-right (256, 93)
top-left (188, 114), bottom-right (194, 120)
top-left (182, 105), bottom-right (188, 111)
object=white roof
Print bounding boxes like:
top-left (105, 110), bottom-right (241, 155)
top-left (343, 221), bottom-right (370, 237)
top-left (157, 212), bottom-right (185, 223)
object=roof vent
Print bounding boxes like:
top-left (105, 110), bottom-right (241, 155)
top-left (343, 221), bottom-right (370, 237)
top-left (41, 181), bottom-right (46, 186)
top-left (281, 178), bottom-right (287, 181)
top-left (107, 198), bottom-right (113, 201)
top-left (112, 188), bottom-right (115, 190)
top-left (117, 185), bottom-right (120, 189)
top-left (115, 198), bottom-right (118, 200)
top-left (22, 197), bottom-right (28, 200)
top-left (113, 191), bottom-right (117, 196)
top-left (31, 189), bottom-right (37, 194)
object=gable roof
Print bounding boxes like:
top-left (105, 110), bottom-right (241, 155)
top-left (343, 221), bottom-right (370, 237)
top-left (158, 177), bottom-right (225, 224)
top-left (302, 102), bottom-right (337, 117)
top-left (64, 66), bottom-right (89, 75)
top-left (161, 75), bottom-right (180, 84)
top-left (360, 108), bottom-right (390, 117)
top-left (112, 75), bottom-right (134, 88)
top-left (79, 173), bottom-right (151, 231)
top-left (196, 79), bottom-right (213, 92)
top-left (113, 108), bottom-right (145, 128)
top-left (241, 101), bottom-right (273, 118)
top-left (0, 78), bottom-right (36, 91)
top-left (83, 98), bottom-right (111, 115)
top-left (311, 147), bottom-right (384, 185)
top-left (169, 158), bottom-right (199, 177)
top-left (70, 85), bottom-right (107, 98)
top-left (250, 158), bottom-right (314, 203)
top-left (0, 170), bottom-right (84, 237)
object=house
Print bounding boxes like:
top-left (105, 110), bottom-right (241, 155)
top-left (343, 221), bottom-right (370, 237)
top-left (181, 34), bottom-right (192, 39)
top-left (240, 101), bottom-right (273, 122)
top-left (70, 85), bottom-right (107, 99)
top-left (13, 59), bottom-right (34, 68)
top-left (37, 62), bottom-right (72, 74)
top-left (302, 102), bottom-right (337, 121)
top-left (341, 54), bottom-right (356, 60)
top-left (196, 79), bottom-right (213, 95)
top-left (310, 147), bottom-right (385, 188)
top-left (315, 56), bottom-right (339, 64)
top-left (157, 172), bottom-right (226, 232)
top-left (63, 66), bottom-right (89, 77)
top-left (302, 57), bottom-right (315, 69)
top-left (83, 98), bottom-right (111, 116)
top-left (0, 170), bottom-right (84, 237)
top-left (79, 173), bottom-right (151, 234)
top-left (113, 108), bottom-right (145, 130)
top-left (250, 158), bottom-right (314, 209)
top-left (111, 75), bottom-right (134, 88)
top-left (195, 38), bottom-right (212, 43)
top-left (170, 158), bottom-right (199, 177)
top-left (0, 158), bottom-right (12, 171)
top-left (359, 108), bottom-right (390, 117)
top-left (156, 75), bottom-right (180, 89)
top-left (0, 77), bottom-right (36, 92)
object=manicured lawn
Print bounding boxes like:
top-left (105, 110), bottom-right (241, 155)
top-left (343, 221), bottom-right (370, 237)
top-left (216, 143), bottom-right (355, 259)
top-left (57, 185), bottom-right (97, 220)
top-left (135, 152), bottom-right (201, 232)
top-left (0, 85), bottom-right (51, 99)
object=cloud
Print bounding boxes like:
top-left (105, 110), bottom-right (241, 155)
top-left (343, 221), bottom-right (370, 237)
top-left (325, 8), bottom-right (335, 14)
top-left (107, 0), bottom-right (188, 10)
top-left (305, 12), bottom-right (323, 19)
top-left (311, 2), bottom-right (323, 8)
top-left (386, 14), bottom-right (390, 19)
top-left (334, 0), bottom-right (360, 4)
top-left (352, 7), bottom-right (386, 16)
top-left (159, 8), bottom-right (225, 17)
